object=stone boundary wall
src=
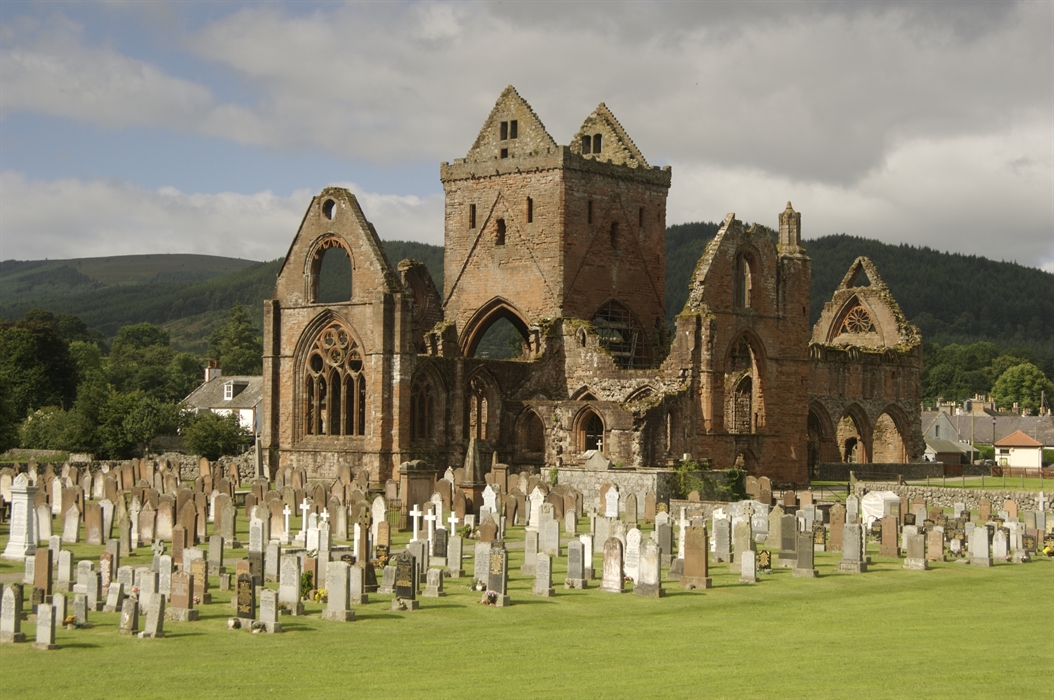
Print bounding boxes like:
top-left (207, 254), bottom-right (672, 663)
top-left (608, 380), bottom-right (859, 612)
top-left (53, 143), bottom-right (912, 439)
top-left (556, 467), bottom-right (722, 514)
top-left (856, 481), bottom-right (1047, 512)
top-left (817, 462), bottom-right (943, 481)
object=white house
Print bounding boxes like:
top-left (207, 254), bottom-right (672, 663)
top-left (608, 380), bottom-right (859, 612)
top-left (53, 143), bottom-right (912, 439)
top-left (183, 364), bottom-right (263, 435)
top-left (993, 430), bottom-right (1043, 470)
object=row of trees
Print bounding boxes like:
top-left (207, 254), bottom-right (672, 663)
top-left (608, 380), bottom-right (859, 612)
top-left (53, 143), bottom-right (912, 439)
top-left (0, 304), bottom-right (261, 458)
top-left (921, 341), bottom-right (1054, 412)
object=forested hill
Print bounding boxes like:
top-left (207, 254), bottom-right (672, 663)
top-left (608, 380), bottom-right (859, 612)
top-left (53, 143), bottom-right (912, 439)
top-left (3, 233), bottom-right (1051, 366)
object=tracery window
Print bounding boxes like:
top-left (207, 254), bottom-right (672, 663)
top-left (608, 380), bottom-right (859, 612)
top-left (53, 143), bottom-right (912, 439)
top-left (410, 380), bottom-right (434, 441)
top-left (839, 304), bottom-right (875, 334)
top-left (303, 322), bottom-right (365, 436)
top-left (467, 376), bottom-right (490, 440)
top-left (592, 300), bottom-right (647, 368)
top-left (732, 376), bottom-right (753, 434)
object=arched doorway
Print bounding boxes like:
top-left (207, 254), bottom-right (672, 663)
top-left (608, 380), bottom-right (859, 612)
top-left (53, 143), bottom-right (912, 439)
top-left (872, 411), bottom-right (906, 463)
top-left (576, 408), bottom-right (605, 453)
top-left (836, 409), bottom-right (869, 463)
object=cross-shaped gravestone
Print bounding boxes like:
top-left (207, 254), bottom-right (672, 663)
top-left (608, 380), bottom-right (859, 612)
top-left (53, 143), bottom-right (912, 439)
top-left (425, 510), bottom-right (437, 545)
top-left (409, 505), bottom-right (423, 542)
top-left (596, 437), bottom-right (603, 453)
top-left (448, 513), bottom-right (459, 533)
top-left (282, 505), bottom-right (292, 541)
top-left (319, 509), bottom-right (330, 525)
top-left (299, 498), bottom-right (311, 535)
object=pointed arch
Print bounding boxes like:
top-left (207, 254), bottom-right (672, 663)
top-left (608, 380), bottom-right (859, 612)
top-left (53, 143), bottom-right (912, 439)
top-left (515, 408), bottom-right (546, 459)
top-left (294, 312), bottom-right (366, 440)
top-left (872, 404), bottom-right (910, 464)
top-left (464, 369), bottom-right (500, 441)
top-left (723, 330), bottom-right (767, 434)
top-left (836, 404), bottom-right (872, 464)
top-left (808, 402), bottom-right (838, 475)
top-left (459, 297), bottom-right (531, 359)
top-left (573, 406), bottom-right (606, 453)
top-left (410, 364), bottom-right (446, 443)
top-left (828, 295), bottom-right (878, 342)
top-left (571, 386), bottom-right (599, 402)
top-left (305, 235), bottom-right (356, 304)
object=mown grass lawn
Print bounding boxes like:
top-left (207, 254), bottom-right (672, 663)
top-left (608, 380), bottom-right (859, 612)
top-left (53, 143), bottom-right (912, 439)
top-left (1, 517), bottom-right (1052, 699)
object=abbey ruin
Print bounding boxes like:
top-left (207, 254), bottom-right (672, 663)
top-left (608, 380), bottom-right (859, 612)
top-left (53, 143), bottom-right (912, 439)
top-left (259, 86), bottom-right (924, 490)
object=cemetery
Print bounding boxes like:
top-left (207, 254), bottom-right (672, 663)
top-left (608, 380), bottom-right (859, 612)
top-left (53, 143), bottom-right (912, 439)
top-left (0, 457), bottom-right (1051, 697)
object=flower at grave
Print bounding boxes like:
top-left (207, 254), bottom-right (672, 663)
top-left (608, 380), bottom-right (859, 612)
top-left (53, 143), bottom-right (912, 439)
top-left (480, 590), bottom-right (498, 606)
top-left (313, 588), bottom-right (328, 604)
top-left (193, 595), bottom-right (201, 604)
top-left (132, 586), bottom-right (140, 595)
top-left (64, 615), bottom-right (76, 626)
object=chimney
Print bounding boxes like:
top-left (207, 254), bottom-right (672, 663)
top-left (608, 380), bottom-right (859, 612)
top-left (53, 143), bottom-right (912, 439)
top-left (205, 360), bottom-right (222, 382)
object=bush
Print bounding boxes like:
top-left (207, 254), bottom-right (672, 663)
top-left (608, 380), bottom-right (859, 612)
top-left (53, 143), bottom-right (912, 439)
top-left (182, 411), bottom-right (252, 461)
top-left (1044, 449), bottom-right (1054, 467)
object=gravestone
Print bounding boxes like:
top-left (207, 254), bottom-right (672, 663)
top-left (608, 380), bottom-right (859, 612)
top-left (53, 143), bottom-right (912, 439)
top-left (118, 595), bottom-right (139, 635)
top-left (139, 594), bottom-right (165, 639)
top-left (635, 539), bottom-right (664, 597)
top-left (904, 532), bottom-right (928, 570)
top-left (33, 600), bottom-right (57, 650)
top-left (377, 566), bottom-right (396, 595)
top-left (236, 573), bottom-right (255, 620)
top-left (624, 528), bottom-right (642, 583)
top-left (447, 535), bottom-right (464, 578)
top-left (731, 519), bottom-right (752, 573)
top-left (793, 532), bottom-right (818, 578)
top-left (279, 555), bottom-right (305, 615)
top-left (349, 564), bottom-right (368, 604)
top-left (829, 503), bottom-right (846, 552)
top-left (322, 561), bottom-right (355, 621)
top-left (541, 517), bottom-right (560, 557)
top-left (927, 527), bottom-right (945, 562)
top-left (992, 529), bottom-right (1009, 561)
top-left (838, 523), bottom-right (867, 573)
top-left (978, 498), bottom-right (991, 521)
top-left (657, 523), bottom-right (673, 567)
top-left (739, 549), bottom-right (758, 584)
top-left (880, 515), bottom-right (900, 558)
top-left (682, 525), bottom-right (711, 589)
top-left (190, 558), bottom-right (211, 604)
top-left (846, 495), bottom-right (860, 523)
top-left (532, 554), bottom-right (555, 597)
top-left (392, 550), bottom-right (420, 610)
top-left (167, 571), bottom-right (198, 621)
top-left (521, 530), bottom-right (538, 575)
top-left (714, 518), bottom-right (731, 563)
top-left (580, 534), bottom-right (595, 580)
top-left (604, 487), bottom-right (620, 519)
top-left (486, 544), bottom-right (510, 607)
top-left (2, 476), bottom-right (38, 561)
top-left (565, 540), bottom-right (587, 589)
top-left (624, 493), bottom-right (638, 525)
top-left (473, 541), bottom-right (492, 584)
top-left (62, 506), bottom-right (80, 545)
top-left (600, 538), bottom-right (625, 594)
top-left (424, 568), bottom-right (446, 598)
top-left (779, 514), bottom-right (792, 569)
top-left (0, 585), bottom-right (26, 643)
top-left (258, 589), bottom-right (282, 633)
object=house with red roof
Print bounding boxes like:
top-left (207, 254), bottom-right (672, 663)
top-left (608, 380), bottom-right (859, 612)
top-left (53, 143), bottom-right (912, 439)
top-left (994, 430), bottom-right (1043, 470)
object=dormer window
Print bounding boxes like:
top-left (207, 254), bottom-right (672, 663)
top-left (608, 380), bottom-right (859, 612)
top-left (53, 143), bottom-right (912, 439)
top-left (224, 382), bottom-right (234, 401)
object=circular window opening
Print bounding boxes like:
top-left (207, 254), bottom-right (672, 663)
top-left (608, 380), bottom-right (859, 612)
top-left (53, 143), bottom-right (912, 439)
top-left (322, 199), bottom-right (336, 220)
top-left (309, 354), bottom-right (324, 373)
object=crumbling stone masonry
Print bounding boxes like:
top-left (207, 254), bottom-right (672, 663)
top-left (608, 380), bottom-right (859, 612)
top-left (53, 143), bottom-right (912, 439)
top-left (260, 86), bottom-right (923, 489)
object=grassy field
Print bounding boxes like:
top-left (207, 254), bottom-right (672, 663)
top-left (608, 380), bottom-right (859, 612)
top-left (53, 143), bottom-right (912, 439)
top-left (1, 515), bottom-right (1052, 699)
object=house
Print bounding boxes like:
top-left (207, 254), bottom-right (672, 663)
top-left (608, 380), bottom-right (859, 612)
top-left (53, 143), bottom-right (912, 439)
top-left (183, 363), bottom-right (263, 435)
top-left (993, 430), bottom-right (1044, 470)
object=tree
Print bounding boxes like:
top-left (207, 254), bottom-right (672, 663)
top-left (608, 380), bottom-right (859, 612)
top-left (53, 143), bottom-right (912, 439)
top-left (208, 302), bottom-right (262, 375)
top-left (0, 316), bottom-right (78, 417)
top-left (0, 373), bottom-right (19, 452)
top-left (113, 323), bottom-right (170, 349)
top-left (182, 411), bottom-right (252, 461)
top-left (991, 363), bottom-right (1054, 413)
top-left (122, 396), bottom-right (178, 456)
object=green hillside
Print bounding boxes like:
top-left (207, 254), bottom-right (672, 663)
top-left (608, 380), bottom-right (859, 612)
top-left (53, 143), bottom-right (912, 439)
top-left (3, 232), bottom-right (1051, 369)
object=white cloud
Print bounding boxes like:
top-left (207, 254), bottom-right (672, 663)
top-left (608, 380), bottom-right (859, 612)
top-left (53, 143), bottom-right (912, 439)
top-left (0, 172), bottom-right (443, 262)
top-left (668, 120), bottom-right (1054, 269)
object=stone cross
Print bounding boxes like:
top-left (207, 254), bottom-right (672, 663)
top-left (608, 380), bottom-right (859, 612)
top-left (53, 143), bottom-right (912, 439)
top-left (282, 505), bottom-right (292, 543)
top-left (424, 510), bottom-right (437, 546)
top-left (299, 499), bottom-right (311, 536)
top-left (320, 510), bottom-right (330, 525)
top-left (448, 514), bottom-right (459, 533)
top-left (409, 505), bottom-right (423, 542)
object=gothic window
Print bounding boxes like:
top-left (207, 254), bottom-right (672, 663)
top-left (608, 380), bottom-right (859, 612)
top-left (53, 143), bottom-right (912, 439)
top-left (467, 377), bottom-right (490, 440)
top-left (410, 380), bottom-right (434, 441)
top-left (839, 304), bottom-right (875, 334)
top-left (592, 300), bottom-right (647, 368)
top-left (578, 408), bottom-right (604, 452)
top-left (734, 252), bottom-right (754, 309)
top-left (311, 238), bottom-right (352, 303)
top-left (496, 219), bottom-right (506, 246)
top-left (303, 321), bottom-right (365, 437)
top-left (733, 376), bottom-right (753, 434)
top-left (520, 411), bottom-right (545, 455)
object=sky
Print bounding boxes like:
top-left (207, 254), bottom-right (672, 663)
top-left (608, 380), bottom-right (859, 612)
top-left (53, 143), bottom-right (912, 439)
top-left (1, 1), bottom-right (1052, 271)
